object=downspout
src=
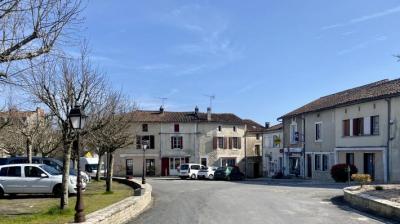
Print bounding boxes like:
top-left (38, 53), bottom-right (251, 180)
top-left (385, 98), bottom-right (391, 183)
top-left (244, 125), bottom-right (247, 179)
top-left (302, 114), bottom-right (306, 179)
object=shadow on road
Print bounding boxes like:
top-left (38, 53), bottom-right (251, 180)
top-left (233, 179), bottom-right (352, 190)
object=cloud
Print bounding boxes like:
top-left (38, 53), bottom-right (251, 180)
top-left (322, 5), bottom-right (400, 30)
top-left (337, 35), bottom-right (387, 55)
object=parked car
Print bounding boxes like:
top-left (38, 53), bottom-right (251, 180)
top-left (214, 166), bottom-right (244, 181)
top-left (179, 163), bottom-right (205, 179)
top-left (0, 164), bottom-right (86, 197)
top-left (80, 157), bottom-right (105, 178)
top-left (197, 166), bottom-right (218, 180)
top-left (0, 157), bottom-right (90, 183)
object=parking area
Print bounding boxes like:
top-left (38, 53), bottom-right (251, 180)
top-left (129, 178), bottom-right (394, 224)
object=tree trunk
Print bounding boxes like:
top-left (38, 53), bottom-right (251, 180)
top-left (26, 137), bottom-right (32, 163)
top-left (106, 152), bottom-right (114, 192)
top-left (95, 153), bottom-right (103, 181)
top-left (60, 141), bottom-right (72, 210)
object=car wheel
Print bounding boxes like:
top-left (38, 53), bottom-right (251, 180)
top-left (53, 184), bottom-right (63, 197)
top-left (0, 188), bottom-right (4, 199)
top-left (191, 174), bottom-right (196, 179)
top-left (208, 174), bottom-right (214, 180)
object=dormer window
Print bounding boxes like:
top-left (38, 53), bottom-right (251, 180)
top-left (142, 124), bottom-right (148, 132)
top-left (174, 124), bottom-right (179, 132)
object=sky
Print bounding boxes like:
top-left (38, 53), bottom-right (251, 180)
top-left (79, 0), bottom-right (400, 125)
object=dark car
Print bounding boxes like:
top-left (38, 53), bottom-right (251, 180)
top-left (214, 166), bottom-right (244, 181)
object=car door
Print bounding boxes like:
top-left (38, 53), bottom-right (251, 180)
top-left (0, 166), bottom-right (23, 193)
top-left (24, 166), bottom-right (52, 193)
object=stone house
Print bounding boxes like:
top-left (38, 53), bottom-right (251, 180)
top-left (243, 119), bottom-right (266, 178)
top-left (262, 123), bottom-right (283, 177)
top-left (113, 107), bottom-right (249, 177)
top-left (279, 79), bottom-right (400, 182)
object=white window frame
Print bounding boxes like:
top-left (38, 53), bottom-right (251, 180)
top-left (290, 123), bottom-right (298, 144)
top-left (315, 122), bottom-right (322, 142)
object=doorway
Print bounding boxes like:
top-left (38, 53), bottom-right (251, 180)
top-left (253, 163), bottom-right (260, 178)
top-left (364, 153), bottom-right (375, 180)
top-left (169, 157), bottom-right (186, 175)
top-left (201, 157), bottom-right (207, 166)
top-left (307, 154), bottom-right (312, 178)
top-left (146, 159), bottom-right (155, 176)
top-left (126, 159), bottom-right (133, 176)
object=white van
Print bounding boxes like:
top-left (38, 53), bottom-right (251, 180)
top-left (179, 163), bottom-right (205, 179)
top-left (80, 157), bottom-right (104, 178)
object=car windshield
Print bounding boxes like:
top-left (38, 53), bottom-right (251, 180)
top-left (40, 164), bottom-right (62, 175)
top-left (200, 167), bottom-right (208, 171)
top-left (216, 167), bottom-right (226, 171)
top-left (180, 164), bottom-right (189, 170)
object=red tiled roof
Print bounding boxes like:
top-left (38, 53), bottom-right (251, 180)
top-left (242, 119), bottom-right (267, 132)
top-left (265, 123), bottom-right (283, 133)
top-left (279, 79), bottom-right (400, 118)
top-left (130, 110), bottom-right (244, 124)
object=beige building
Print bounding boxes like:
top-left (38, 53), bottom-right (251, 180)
top-left (243, 119), bottom-right (266, 178)
top-left (262, 123), bottom-right (283, 177)
top-left (280, 79), bottom-right (400, 183)
top-left (114, 107), bottom-right (250, 177)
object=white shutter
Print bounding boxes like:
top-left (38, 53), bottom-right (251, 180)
top-left (364, 117), bottom-right (371, 135)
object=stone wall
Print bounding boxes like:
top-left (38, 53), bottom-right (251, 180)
top-left (80, 178), bottom-right (152, 224)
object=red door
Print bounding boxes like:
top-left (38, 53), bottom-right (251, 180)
top-left (161, 158), bottom-right (169, 176)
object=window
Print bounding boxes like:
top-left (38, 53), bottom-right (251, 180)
top-left (218, 126), bottom-right (222, 132)
top-left (232, 137), bottom-right (240, 149)
top-left (256, 134), bottom-right (260, 140)
top-left (24, 166), bottom-right (45, 177)
top-left (136, 135), bottom-right (155, 149)
top-left (371, 116), bottom-right (379, 135)
top-left (353, 118), bottom-right (364, 136)
top-left (142, 124), bottom-right (148, 132)
top-left (171, 136), bottom-right (183, 149)
top-left (255, 145), bottom-right (261, 156)
top-left (322, 155), bottom-right (328, 171)
top-left (201, 158), bottom-right (207, 166)
top-left (174, 124), bottom-right (179, 132)
top-left (314, 154), bottom-right (321, 171)
top-left (342, 119), bottom-right (350, 137)
top-left (0, 166), bottom-right (21, 177)
top-left (272, 135), bottom-right (280, 148)
top-left (315, 122), bottom-right (322, 141)
top-left (233, 126), bottom-right (236, 132)
top-left (346, 153), bottom-right (354, 165)
top-left (218, 137), bottom-right (224, 149)
top-left (290, 124), bottom-right (298, 144)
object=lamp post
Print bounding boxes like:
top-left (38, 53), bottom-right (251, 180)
top-left (68, 105), bottom-right (87, 223)
top-left (142, 140), bottom-right (149, 184)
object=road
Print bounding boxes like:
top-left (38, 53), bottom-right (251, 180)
top-left (129, 178), bottom-right (394, 224)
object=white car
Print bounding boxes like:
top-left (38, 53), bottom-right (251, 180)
top-left (197, 166), bottom-right (218, 180)
top-left (179, 163), bottom-right (205, 179)
top-left (0, 164), bottom-right (86, 197)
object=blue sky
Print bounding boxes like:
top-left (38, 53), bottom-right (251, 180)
top-left (80, 1), bottom-right (400, 125)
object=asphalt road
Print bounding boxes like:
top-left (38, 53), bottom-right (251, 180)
top-left (129, 178), bottom-right (395, 224)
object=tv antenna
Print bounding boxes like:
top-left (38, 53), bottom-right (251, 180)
top-left (158, 97), bottom-right (168, 107)
top-left (204, 94), bottom-right (215, 108)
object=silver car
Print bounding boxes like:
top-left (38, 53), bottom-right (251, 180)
top-left (0, 164), bottom-right (85, 197)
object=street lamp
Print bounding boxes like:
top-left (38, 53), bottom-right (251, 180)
top-left (142, 140), bottom-right (149, 184)
top-left (68, 105), bottom-right (87, 223)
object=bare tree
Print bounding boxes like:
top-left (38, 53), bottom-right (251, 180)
top-left (23, 48), bottom-right (106, 209)
top-left (0, 121), bottom-right (26, 156)
top-left (87, 93), bottom-right (134, 192)
top-left (0, 0), bottom-right (83, 81)
top-left (32, 117), bottom-right (62, 157)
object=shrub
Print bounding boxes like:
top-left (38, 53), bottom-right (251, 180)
top-left (352, 174), bottom-right (371, 188)
top-left (375, 185), bottom-right (384, 191)
top-left (330, 163), bottom-right (358, 182)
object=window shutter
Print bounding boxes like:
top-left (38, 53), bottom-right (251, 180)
top-left (229, 137), bottom-right (233, 149)
top-left (150, 135), bottom-right (155, 149)
top-left (171, 137), bottom-right (174, 149)
top-left (136, 135), bottom-right (141, 149)
top-left (180, 137), bottom-right (183, 149)
top-left (364, 117), bottom-right (371, 135)
top-left (224, 137), bottom-right (228, 149)
top-left (238, 137), bottom-right (242, 149)
top-left (213, 137), bottom-right (217, 150)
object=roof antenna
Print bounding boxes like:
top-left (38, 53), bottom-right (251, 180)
top-left (204, 94), bottom-right (215, 108)
top-left (158, 97), bottom-right (168, 108)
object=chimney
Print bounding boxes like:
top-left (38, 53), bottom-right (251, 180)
top-left (265, 122), bottom-right (270, 129)
top-left (159, 105), bottom-right (164, 113)
top-left (207, 107), bottom-right (211, 121)
top-left (194, 106), bottom-right (199, 115)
